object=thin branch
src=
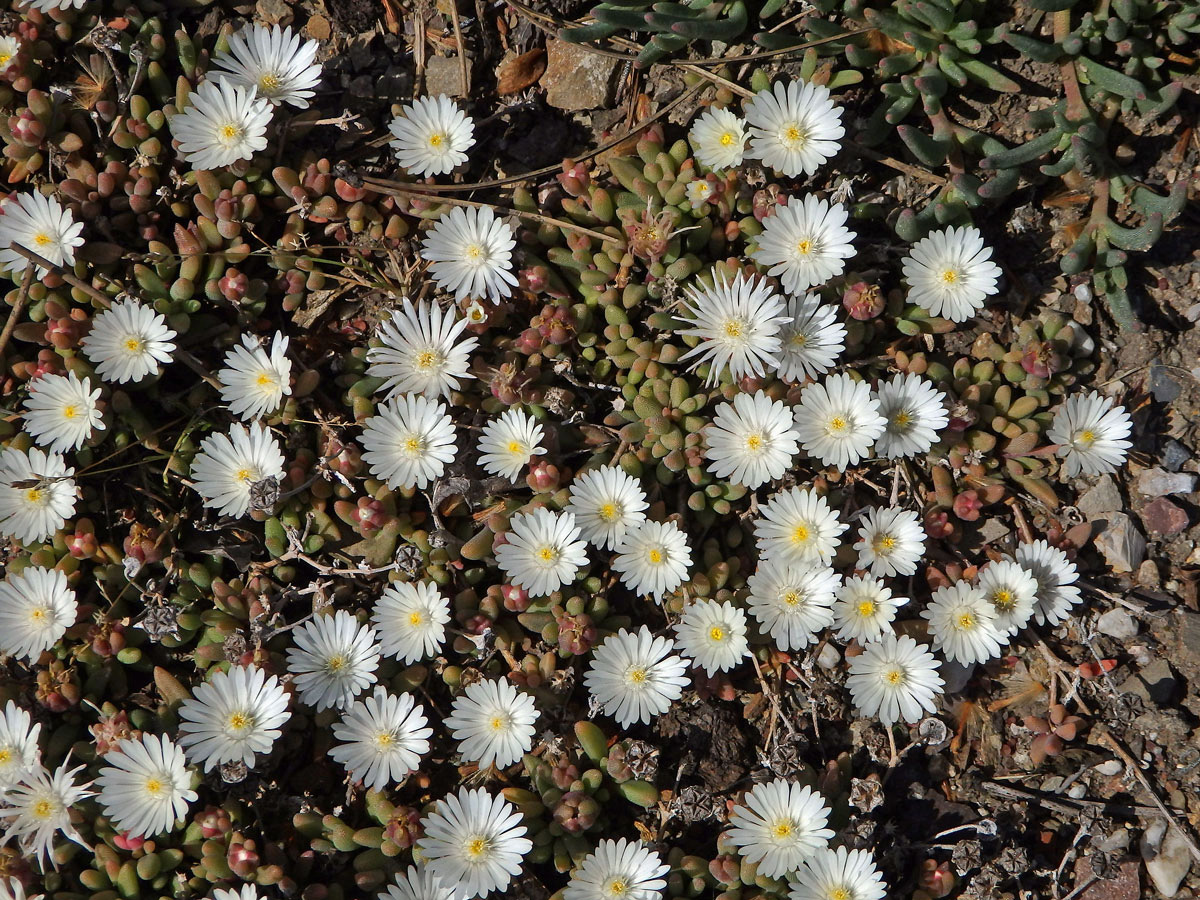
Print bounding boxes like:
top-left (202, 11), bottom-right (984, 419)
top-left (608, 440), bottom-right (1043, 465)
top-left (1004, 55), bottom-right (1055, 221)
top-left (10, 245), bottom-right (113, 308)
top-left (0, 264), bottom-right (35, 358)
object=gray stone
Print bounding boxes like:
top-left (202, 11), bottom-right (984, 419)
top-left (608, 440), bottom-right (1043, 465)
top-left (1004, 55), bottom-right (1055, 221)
top-left (543, 38), bottom-right (620, 111)
top-left (1094, 513), bottom-right (1146, 573)
top-left (1161, 439), bottom-right (1191, 473)
top-left (1149, 362), bottom-right (1182, 403)
top-left (1120, 659), bottom-right (1176, 705)
top-left (1137, 467), bottom-right (1197, 497)
top-left (816, 643), bottom-right (840, 671)
top-left (977, 519), bottom-right (1011, 544)
top-left (1078, 476), bottom-right (1123, 518)
top-left (940, 660), bottom-right (974, 694)
top-left (255, 0), bottom-right (291, 25)
top-left (1097, 608), bottom-right (1138, 640)
top-left (1136, 560), bottom-right (1160, 587)
top-left (1143, 821), bottom-right (1193, 897)
top-left (1179, 611), bottom-right (1200, 658)
top-left (425, 56), bottom-right (467, 97)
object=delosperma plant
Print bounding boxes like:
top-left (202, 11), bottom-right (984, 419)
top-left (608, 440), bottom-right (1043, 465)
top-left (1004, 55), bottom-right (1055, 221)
top-left (0, 1), bottom-right (1185, 899)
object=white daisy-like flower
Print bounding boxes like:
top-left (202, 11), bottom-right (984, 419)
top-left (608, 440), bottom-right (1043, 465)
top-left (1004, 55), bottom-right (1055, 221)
top-left (0, 700), bottom-right (40, 790)
top-left (788, 847), bottom-right (887, 900)
top-left (189, 422), bottom-right (285, 518)
top-left (852, 507), bottom-right (925, 578)
top-left (0, 876), bottom-right (43, 900)
top-left (676, 270), bottom-right (788, 386)
top-left (22, 371), bottom-right (105, 454)
top-left (751, 195), bottom-right (856, 295)
top-left (705, 390), bottom-right (800, 490)
top-left (611, 519), bottom-right (692, 603)
top-left (19, 0), bottom-right (88, 10)
top-left (902, 225), bottom-right (1002, 322)
top-left (746, 559), bottom-right (839, 651)
top-left (367, 298), bottom-right (479, 401)
top-left (372, 581), bottom-right (451, 664)
top-left (210, 24), bottom-right (322, 108)
top-left (477, 408), bottom-right (546, 484)
top-left (176, 664), bottom-right (291, 772)
top-left (1046, 391), bottom-right (1133, 478)
top-left (96, 733), bottom-right (197, 838)
top-left (0, 758), bottom-right (94, 869)
top-left (688, 107), bottom-right (747, 171)
top-left (359, 394), bottom-right (457, 490)
top-left (743, 79), bottom-right (844, 177)
top-left (389, 94), bottom-right (476, 177)
top-left (416, 787), bottom-right (532, 899)
top-left (212, 888), bottom-right (262, 900)
top-left (776, 293), bottom-right (846, 383)
top-left (793, 373), bottom-right (885, 471)
top-left (0, 36), bottom-right (18, 69)
top-left (921, 581), bottom-right (1005, 666)
top-left (831, 576), bottom-right (908, 645)
top-left (0, 446), bottom-right (76, 544)
top-left (564, 466), bottom-right (648, 551)
top-left (725, 779), bottom-right (834, 879)
top-left (686, 178), bottom-right (716, 209)
top-left (564, 838), bottom-right (669, 900)
top-left (674, 599), bottom-right (749, 676)
top-left (846, 633), bottom-right (944, 725)
top-left (421, 206), bottom-right (518, 303)
top-left (170, 78), bottom-right (272, 170)
top-left (444, 678), bottom-right (538, 769)
top-left (754, 486), bottom-right (846, 568)
top-left (285, 610), bottom-right (381, 712)
top-left (80, 299), bottom-right (177, 384)
top-left (976, 560), bottom-right (1038, 636)
top-left (872, 373), bottom-right (949, 459)
top-left (0, 566), bottom-right (77, 662)
top-left (494, 508), bottom-right (589, 598)
top-left (584, 626), bottom-right (690, 728)
top-left (216, 331), bottom-right (292, 421)
top-left (0, 191), bottom-right (85, 278)
top-left (329, 686), bottom-right (432, 792)
top-left (381, 864), bottom-right (460, 900)
top-left (1015, 539), bottom-right (1083, 626)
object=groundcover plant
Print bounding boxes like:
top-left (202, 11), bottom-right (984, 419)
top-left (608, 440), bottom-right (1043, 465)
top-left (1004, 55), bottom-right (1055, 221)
top-left (0, 1), bottom-right (1194, 899)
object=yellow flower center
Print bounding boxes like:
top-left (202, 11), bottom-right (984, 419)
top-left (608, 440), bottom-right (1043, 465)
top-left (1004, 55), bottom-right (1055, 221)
top-left (124, 337), bottom-right (143, 353)
top-left (0, 748), bottom-right (11, 764)
top-left (465, 836), bottom-right (489, 857)
top-left (941, 269), bottom-right (960, 284)
top-left (628, 667), bottom-right (647, 684)
top-left (326, 654), bottom-right (346, 672)
top-left (647, 548), bottom-right (663, 564)
top-left (507, 440), bottom-right (523, 454)
top-left (745, 433), bottom-right (763, 451)
top-left (235, 468), bottom-right (253, 482)
top-left (403, 436), bottom-right (423, 455)
top-left (857, 600), bottom-right (877, 617)
top-left (537, 546), bottom-right (557, 563)
top-left (218, 123), bottom-right (244, 145)
top-left (61, 405), bottom-right (78, 420)
top-left (144, 777), bottom-right (164, 797)
top-left (259, 73), bottom-right (281, 93)
top-left (415, 349), bottom-right (440, 370)
top-left (893, 411), bottom-right (912, 428)
top-left (30, 606), bottom-right (47, 622)
top-left (719, 131), bottom-right (736, 146)
top-left (256, 372), bottom-right (275, 387)
top-left (0, 53), bottom-right (11, 66)
top-left (796, 239), bottom-right (812, 255)
top-left (782, 590), bottom-right (802, 607)
top-left (376, 732), bottom-right (394, 747)
top-left (872, 535), bottom-right (897, 554)
top-left (25, 488), bottom-right (43, 503)
top-left (828, 416), bottom-right (848, 433)
top-left (781, 123), bottom-right (807, 148)
top-left (772, 819), bottom-right (794, 839)
top-left (228, 712), bottom-right (252, 731)
top-left (884, 667), bottom-right (905, 685)
top-left (32, 799), bottom-right (54, 819)
top-left (1075, 429), bottom-right (1096, 447)
top-left (791, 332), bottom-right (808, 347)
top-left (791, 524), bottom-right (809, 544)
top-left (830, 888), bottom-right (852, 900)
top-left (33, 232), bottom-right (52, 246)
top-left (408, 611), bottom-right (424, 627)
top-left (723, 319), bottom-right (744, 339)
top-left (607, 879), bottom-right (629, 896)
top-left (709, 625), bottom-right (725, 641)
top-left (489, 714), bottom-right (509, 732)
top-left (992, 589), bottom-right (1014, 611)
top-left (956, 612), bottom-right (975, 630)
top-left (429, 132), bottom-right (447, 148)
top-left (598, 502), bottom-right (619, 521)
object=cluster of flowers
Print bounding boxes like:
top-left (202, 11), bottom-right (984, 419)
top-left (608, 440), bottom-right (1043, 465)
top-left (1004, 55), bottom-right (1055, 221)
top-left (0, 29), bottom-right (1142, 900)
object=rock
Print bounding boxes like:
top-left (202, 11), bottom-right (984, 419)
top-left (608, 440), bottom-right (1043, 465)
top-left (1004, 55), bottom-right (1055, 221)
top-left (1178, 611), bottom-right (1200, 659)
top-left (1149, 362), bottom-right (1182, 403)
top-left (1093, 759), bottom-right (1123, 776)
top-left (1097, 608), bottom-right (1138, 640)
top-left (543, 38), bottom-right (620, 111)
top-left (1161, 439), bottom-right (1191, 473)
top-left (1136, 560), bottom-right (1160, 587)
top-left (978, 518), bottom-right (1011, 544)
top-left (1073, 856), bottom-right (1140, 900)
top-left (1094, 513), bottom-right (1146, 573)
top-left (816, 643), bottom-right (840, 671)
top-left (304, 14), bottom-right (331, 41)
top-left (1141, 497), bottom-right (1189, 536)
top-left (497, 49), bottom-right (547, 95)
top-left (1120, 659), bottom-right (1176, 705)
top-left (1079, 476), bottom-right (1123, 518)
top-left (255, 0), bottom-right (291, 24)
top-left (1143, 820), bottom-right (1193, 897)
top-left (425, 55), bottom-right (467, 97)
top-left (940, 660), bottom-right (974, 694)
top-left (1137, 468), bottom-right (1197, 497)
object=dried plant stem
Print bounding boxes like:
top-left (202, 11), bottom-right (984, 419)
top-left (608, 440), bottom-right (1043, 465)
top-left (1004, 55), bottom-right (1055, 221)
top-left (10, 245), bottom-right (113, 308)
top-left (448, 0), bottom-right (470, 97)
top-left (0, 264), bottom-right (35, 358)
